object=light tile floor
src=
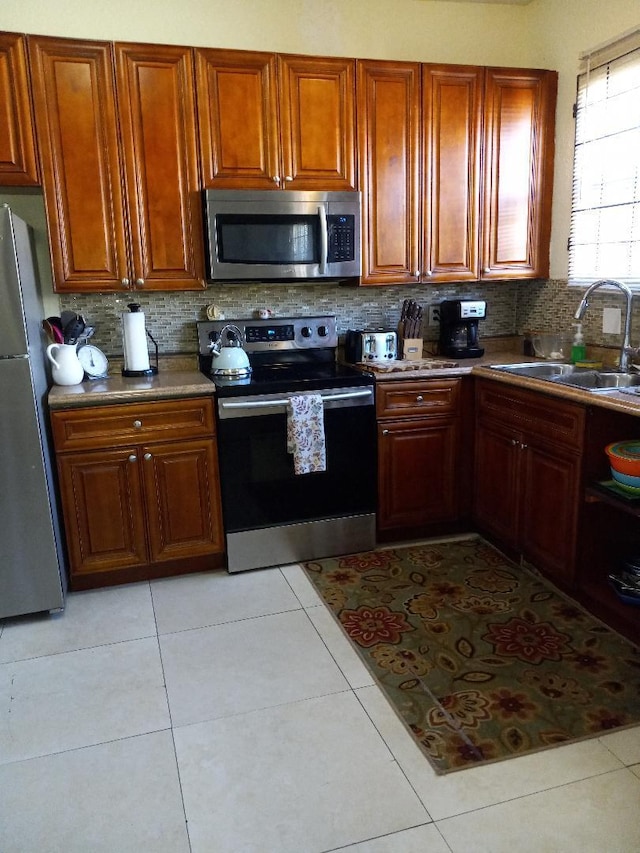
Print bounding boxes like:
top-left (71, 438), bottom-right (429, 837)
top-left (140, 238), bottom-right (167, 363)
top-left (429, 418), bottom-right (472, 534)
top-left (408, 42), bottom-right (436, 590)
top-left (1, 563), bottom-right (639, 853)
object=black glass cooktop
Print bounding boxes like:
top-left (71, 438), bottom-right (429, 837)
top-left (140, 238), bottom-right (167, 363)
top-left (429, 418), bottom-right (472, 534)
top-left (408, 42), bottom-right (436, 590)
top-left (202, 359), bottom-right (373, 398)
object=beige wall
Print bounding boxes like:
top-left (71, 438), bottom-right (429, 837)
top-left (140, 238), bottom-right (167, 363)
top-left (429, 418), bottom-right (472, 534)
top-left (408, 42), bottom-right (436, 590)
top-left (2, 0), bottom-right (639, 281)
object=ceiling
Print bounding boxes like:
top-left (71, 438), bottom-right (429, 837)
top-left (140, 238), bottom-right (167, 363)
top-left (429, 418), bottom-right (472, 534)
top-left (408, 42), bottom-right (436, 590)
top-left (419, 1), bottom-right (534, 5)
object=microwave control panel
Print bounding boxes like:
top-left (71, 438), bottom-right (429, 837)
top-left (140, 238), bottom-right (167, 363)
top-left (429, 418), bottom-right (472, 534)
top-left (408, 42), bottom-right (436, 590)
top-left (327, 215), bottom-right (355, 261)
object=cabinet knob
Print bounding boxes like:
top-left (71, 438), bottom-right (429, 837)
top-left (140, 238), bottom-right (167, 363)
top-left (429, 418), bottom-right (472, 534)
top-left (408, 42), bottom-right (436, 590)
top-left (416, 395), bottom-right (424, 402)
top-left (133, 419), bottom-right (142, 429)
top-left (424, 270), bottom-right (431, 277)
top-left (484, 267), bottom-right (491, 274)
top-left (284, 175), bottom-right (293, 182)
top-left (520, 443), bottom-right (528, 451)
top-left (121, 277), bottom-right (130, 287)
top-left (128, 454), bottom-right (137, 463)
top-left (273, 175), bottom-right (280, 184)
top-left (382, 429), bottom-right (389, 435)
top-left (135, 278), bottom-right (145, 287)
top-left (511, 438), bottom-right (518, 446)
top-left (143, 452), bottom-right (152, 461)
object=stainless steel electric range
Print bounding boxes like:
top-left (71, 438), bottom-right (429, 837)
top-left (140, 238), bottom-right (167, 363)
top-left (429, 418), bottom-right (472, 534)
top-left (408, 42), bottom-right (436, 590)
top-left (197, 315), bottom-right (377, 572)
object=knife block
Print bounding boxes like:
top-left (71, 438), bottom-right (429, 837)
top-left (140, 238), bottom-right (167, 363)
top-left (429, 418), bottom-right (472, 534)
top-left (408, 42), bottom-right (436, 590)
top-left (400, 337), bottom-right (423, 360)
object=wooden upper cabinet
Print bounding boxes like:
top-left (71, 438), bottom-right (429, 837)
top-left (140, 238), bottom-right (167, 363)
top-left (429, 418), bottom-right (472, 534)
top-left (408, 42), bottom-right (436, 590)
top-left (195, 49), bottom-right (279, 189)
top-left (422, 64), bottom-right (483, 282)
top-left (357, 60), bottom-right (421, 285)
top-left (278, 54), bottom-right (355, 190)
top-left (29, 37), bottom-right (129, 291)
top-left (28, 36), bottom-right (204, 292)
top-left (196, 48), bottom-right (356, 190)
top-left (0, 33), bottom-right (38, 185)
top-left (114, 43), bottom-right (204, 290)
top-left (481, 68), bottom-right (557, 280)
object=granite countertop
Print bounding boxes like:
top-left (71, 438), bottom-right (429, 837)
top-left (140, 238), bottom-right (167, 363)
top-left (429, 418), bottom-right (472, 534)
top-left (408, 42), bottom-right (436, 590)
top-left (48, 350), bottom-right (640, 419)
top-left (358, 351), bottom-right (640, 417)
top-left (48, 370), bottom-right (215, 409)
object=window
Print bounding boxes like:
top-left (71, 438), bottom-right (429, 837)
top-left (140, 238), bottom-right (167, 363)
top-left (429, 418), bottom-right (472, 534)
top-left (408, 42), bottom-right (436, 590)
top-left (569, 28), bottom-right (640, 287)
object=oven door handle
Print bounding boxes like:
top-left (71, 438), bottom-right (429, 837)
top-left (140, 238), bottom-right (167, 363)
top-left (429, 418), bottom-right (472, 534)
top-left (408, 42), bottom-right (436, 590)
top-left (219, 388), bottom-right (373, 412)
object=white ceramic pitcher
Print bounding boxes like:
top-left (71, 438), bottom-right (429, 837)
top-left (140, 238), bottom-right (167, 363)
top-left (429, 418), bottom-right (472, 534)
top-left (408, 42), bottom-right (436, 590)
top-left (46, 343), bottom-right (84, 385)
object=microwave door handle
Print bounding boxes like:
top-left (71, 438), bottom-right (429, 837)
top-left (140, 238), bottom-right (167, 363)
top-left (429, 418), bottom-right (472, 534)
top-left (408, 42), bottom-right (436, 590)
top-left (318, 205), bottom-right (328, 275)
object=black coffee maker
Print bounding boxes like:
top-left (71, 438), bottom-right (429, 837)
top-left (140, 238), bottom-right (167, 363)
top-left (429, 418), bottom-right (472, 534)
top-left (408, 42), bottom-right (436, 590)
top-left (439, 299), bottom-right (486, 359)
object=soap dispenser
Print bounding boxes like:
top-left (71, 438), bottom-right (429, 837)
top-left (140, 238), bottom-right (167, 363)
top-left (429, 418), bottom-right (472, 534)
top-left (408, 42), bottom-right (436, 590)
top-left (571, 323), bottom-right (586, 363)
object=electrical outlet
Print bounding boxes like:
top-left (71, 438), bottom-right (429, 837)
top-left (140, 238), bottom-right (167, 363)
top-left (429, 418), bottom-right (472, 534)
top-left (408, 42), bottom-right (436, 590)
top-left (428, 305), bottom-right (441, 327)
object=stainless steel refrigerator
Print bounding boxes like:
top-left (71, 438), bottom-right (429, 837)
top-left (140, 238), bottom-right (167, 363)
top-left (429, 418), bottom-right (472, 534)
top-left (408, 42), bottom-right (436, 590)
top-left (0, 204), bottom-right (66, 618)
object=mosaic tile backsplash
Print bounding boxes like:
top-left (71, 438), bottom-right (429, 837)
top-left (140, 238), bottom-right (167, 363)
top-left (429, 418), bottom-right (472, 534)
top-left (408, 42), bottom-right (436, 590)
top-left (59, 278), bottom-right (639, 361)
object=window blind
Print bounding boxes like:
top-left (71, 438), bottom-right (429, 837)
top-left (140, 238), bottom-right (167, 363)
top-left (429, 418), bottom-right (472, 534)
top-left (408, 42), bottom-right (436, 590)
top-left (569, 29), bottom-right (640, 287)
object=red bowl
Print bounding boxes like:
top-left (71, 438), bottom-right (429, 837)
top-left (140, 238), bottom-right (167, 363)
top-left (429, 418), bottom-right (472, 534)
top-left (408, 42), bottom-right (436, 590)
top-left (606, 441), bottom-right (640, 476)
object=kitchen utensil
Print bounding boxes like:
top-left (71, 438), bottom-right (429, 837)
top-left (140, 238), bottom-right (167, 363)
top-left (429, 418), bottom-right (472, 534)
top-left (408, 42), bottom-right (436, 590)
top-left (209, 323), bottom-right (251, 377)
top-left (606, 440), bottom-right (640, 476)
top-left (42, 318), bottom-right (63, 344)
top-left (63, 315), bottom-right (86, 345)
top-left (77, 344), bottom-right (109, 379)
top-left (46, 342), bottom-right (84, 385)
top-left (531, 333), bottom-right (572, 360)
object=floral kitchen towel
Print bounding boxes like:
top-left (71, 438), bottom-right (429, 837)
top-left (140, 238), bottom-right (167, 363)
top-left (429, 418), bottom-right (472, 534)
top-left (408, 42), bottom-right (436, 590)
top-left (286, 393), bottom-right (326, 475)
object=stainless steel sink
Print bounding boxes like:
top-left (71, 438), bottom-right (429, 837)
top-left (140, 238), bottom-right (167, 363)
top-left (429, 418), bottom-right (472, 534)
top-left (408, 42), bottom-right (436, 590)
top-left (492, 362), bottom-right (578, 379)
top-left (492, 362), bottom-right (640, 392)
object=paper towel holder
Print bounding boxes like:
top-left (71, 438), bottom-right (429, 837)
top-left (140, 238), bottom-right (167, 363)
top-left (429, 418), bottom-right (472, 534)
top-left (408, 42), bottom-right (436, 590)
top-left (121, 303), bottom-right (159, 377)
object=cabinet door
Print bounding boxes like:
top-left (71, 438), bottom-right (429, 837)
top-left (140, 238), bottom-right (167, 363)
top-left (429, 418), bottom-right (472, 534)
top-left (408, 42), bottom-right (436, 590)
top-left (422, 64), bottom-right (482, 282)
top-left (481, 68), bottom-right (557, 280)
top-left (520, 440), bottom-right (580, 587)
top-left (473, 418), bottom-right (521, 548)
top-left (57, 447), bottom-right (148, 577)
top-left (357, 60), bottom-right (420, 285)
top-left (196, 48), bottom-right (280, 189)
top-left (115, 43), bottom-right (205, 290)
top-left (142, 439), bottom-right (224, 562)
top-left (29, 36), bottom-right (130, 291)
top-left (278, 54), bottom-right (356, 190)
top-left (378, 417), bottom-right (458, 532)
top-left (0, 33), bottom-right (38, 185)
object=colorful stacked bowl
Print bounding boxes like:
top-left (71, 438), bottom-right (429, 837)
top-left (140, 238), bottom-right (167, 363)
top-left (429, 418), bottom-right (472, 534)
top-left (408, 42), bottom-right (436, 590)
top-left (606, 441), bottom-right (640, 493)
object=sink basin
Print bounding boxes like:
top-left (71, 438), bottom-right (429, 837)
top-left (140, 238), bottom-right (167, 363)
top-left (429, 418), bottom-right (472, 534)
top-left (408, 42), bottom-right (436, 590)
top-left (492, 362), bottom-right (578, 379)
top-left (492, 362), bottom-right (640, 392)
top-left (555, 371), bottom-right (640, 390)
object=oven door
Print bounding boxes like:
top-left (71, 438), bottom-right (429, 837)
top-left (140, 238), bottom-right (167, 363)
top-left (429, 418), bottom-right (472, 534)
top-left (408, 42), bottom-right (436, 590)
top-left (216, 387), bottom-right (376, 571)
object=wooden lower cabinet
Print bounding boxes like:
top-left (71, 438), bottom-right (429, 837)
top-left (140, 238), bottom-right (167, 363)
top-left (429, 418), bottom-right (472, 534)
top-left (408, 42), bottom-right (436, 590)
top-left (376, 377), bottom-right (472, 540)
top-left (473, 379), bottom-right (585, 589)
top-left (51, 397), bottom-right (225, 589)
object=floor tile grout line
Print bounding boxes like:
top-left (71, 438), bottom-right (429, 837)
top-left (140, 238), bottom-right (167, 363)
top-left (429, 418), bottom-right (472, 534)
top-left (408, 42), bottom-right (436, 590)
top-left (150, 579), bottom-right (193, 853)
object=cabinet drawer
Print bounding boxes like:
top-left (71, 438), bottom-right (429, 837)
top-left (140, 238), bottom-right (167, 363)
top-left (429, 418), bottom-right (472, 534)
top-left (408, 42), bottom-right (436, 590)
top-left (51, 397), bottom-right (215, 452)
top-left (376, 379), bottom-right (460, 419)
top-left (476, 379), bottom-right (585, 451)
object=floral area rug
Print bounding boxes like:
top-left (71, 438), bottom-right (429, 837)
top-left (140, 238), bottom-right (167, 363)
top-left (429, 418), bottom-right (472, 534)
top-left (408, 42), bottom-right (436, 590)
top-left (302, 537), bottom-right (640, 774)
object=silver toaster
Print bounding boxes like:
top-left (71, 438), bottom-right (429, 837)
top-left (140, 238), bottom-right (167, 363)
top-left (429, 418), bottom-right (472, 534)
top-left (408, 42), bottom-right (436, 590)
top-left (345, 329), bottom-right (398, 362)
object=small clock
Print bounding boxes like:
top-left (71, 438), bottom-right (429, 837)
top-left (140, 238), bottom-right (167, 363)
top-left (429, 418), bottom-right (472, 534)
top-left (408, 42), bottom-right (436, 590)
top-left (77, 344), bottom-right (109, 379)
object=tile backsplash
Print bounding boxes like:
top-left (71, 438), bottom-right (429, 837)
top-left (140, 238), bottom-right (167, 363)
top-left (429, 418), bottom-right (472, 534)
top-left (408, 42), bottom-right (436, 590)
top-left (59, 278), bottom-right (639, 360)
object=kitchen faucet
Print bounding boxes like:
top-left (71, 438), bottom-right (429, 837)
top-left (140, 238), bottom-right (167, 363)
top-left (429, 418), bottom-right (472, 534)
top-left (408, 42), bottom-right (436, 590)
top-left (573, 279), bottom-right (635, 371)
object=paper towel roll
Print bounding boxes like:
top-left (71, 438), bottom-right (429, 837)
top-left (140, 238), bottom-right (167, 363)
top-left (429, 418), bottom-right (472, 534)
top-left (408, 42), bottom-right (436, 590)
top-left (122, 311), bottom-right (150, 372)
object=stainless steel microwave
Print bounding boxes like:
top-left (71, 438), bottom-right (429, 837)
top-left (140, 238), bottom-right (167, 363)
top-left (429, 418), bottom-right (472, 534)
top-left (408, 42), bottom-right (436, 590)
top-left (204, 189), bottom-right (361, 282)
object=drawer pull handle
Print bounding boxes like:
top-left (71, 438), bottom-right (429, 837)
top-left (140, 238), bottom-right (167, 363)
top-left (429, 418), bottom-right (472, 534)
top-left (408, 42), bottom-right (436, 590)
top-left (128, 454), bottom-right (137, 463)
top-left (144, 452), bottom-right (152, 461)
top-left (133, 420), bottom-right (142, 429)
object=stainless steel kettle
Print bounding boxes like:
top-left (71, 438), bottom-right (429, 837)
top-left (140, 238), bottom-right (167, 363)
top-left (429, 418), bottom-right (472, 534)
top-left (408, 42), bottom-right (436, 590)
top-left (208, 324), bottom-right (252, 378)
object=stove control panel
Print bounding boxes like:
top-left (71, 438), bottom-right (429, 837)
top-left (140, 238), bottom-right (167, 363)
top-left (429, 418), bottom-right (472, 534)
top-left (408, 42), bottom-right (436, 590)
top-left (197, 315), bottom-right (338, 354)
